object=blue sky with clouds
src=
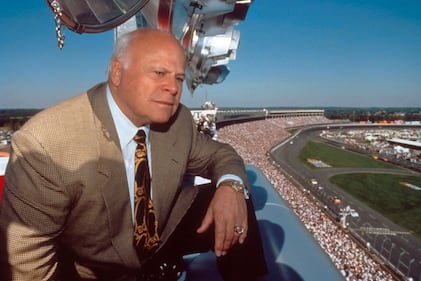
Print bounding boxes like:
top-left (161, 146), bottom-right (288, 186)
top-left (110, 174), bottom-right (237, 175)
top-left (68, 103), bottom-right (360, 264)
top-left (1, 0), bottom-right (420, 109)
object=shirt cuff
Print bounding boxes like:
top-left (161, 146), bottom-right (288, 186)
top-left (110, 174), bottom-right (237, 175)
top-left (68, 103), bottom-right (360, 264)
top-left (216, 174), bottom-right (244, 187)
top-left (216, 174), bottom-right (249, 199)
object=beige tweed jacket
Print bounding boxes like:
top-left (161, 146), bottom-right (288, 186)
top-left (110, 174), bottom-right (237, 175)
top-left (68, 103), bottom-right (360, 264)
top-left (0, 82), bottom-right (248, 280)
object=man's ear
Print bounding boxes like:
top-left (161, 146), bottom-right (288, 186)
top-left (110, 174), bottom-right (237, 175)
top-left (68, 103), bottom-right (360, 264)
top-left (110, 59), bottom-right (122, 86)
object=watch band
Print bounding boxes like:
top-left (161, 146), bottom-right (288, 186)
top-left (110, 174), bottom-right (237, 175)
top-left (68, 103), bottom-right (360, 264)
top-left (217, 180), bottom-right (250, 199)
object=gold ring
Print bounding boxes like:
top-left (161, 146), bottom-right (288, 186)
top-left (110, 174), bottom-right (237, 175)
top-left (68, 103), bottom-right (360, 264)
top-left (234, 226), bottom-right (245, 235)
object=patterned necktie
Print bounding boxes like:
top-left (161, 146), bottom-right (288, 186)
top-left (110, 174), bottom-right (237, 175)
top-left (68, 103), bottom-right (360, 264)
top-left (133, 130), bottom-right (159, 260)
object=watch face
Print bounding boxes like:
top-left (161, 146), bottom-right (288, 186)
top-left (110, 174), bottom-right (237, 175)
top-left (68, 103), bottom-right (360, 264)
top-left (220, 180), bottom-right (249, 199)
top-left (232, 181), bottom-right (244, 192)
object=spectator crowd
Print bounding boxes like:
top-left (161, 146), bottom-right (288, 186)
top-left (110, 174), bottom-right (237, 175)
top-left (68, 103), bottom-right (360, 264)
top-left (217, 116), bottom-right (396, 281)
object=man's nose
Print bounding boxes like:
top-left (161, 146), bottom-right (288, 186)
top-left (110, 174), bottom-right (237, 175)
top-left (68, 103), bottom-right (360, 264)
top-left (164, 76), bottom-right (178, 95)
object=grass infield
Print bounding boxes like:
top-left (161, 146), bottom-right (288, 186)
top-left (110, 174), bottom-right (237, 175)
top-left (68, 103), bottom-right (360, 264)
top-left (299, 141), bottom-right (421, 238)
top-left (298, 140), bottom-right (397, 169)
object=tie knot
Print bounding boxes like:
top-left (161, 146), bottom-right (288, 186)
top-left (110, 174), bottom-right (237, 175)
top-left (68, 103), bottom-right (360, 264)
top-left (134, 130), bottom-right (146, 144)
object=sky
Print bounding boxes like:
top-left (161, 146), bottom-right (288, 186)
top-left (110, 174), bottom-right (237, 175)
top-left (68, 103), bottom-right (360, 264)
top-left (1, 0), bottom-right (420, 109)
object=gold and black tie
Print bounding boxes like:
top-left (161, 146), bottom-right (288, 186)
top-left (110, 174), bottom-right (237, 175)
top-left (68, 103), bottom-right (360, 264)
top-left (133, 130), bottom-right (159, 260)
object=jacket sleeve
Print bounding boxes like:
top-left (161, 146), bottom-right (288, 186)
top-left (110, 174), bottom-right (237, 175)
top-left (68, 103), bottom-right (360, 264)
top-left (0, 128), bottom-right (70, 280)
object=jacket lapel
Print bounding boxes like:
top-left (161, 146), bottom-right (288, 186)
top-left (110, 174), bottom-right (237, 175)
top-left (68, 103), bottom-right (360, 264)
top-left (150, 119), bottom-right (198, 247)
top-left (150, 127), bottom-right (180, 230)
top-left (87, 83), bottom-right (140, 267)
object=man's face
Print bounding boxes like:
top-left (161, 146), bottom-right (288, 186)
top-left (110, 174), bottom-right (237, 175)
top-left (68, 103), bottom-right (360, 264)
top-left (111, 32), bottom-right (186, 127)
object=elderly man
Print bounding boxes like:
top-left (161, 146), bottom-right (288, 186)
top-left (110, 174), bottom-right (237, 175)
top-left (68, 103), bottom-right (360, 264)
top-left (0, 29), bottom-right (266, 281)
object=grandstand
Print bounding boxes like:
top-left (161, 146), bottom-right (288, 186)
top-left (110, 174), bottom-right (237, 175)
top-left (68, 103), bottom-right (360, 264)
top-left (215, 108), bottom-right (328, 126)
top-left (267, 109), bottom-right (325, 118)
top-left (386, 138), bottom-right (421, 150)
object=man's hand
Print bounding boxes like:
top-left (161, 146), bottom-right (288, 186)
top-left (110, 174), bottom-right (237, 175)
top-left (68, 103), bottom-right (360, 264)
top-left (196, 185), bottom-right (248, 257)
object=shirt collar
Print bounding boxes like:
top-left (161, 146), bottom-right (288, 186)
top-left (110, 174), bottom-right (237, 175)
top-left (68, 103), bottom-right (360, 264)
top-left (106, 86), bottom-right (150, 150)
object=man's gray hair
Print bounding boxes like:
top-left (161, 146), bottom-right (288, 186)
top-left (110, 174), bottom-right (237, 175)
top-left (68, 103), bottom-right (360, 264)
top-left (107, 31), bottom-right (136, 75)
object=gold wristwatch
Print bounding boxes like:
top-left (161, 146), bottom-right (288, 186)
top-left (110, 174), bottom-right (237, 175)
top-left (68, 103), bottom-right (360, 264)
top-left (218, 180), bottom-right (250, 199)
